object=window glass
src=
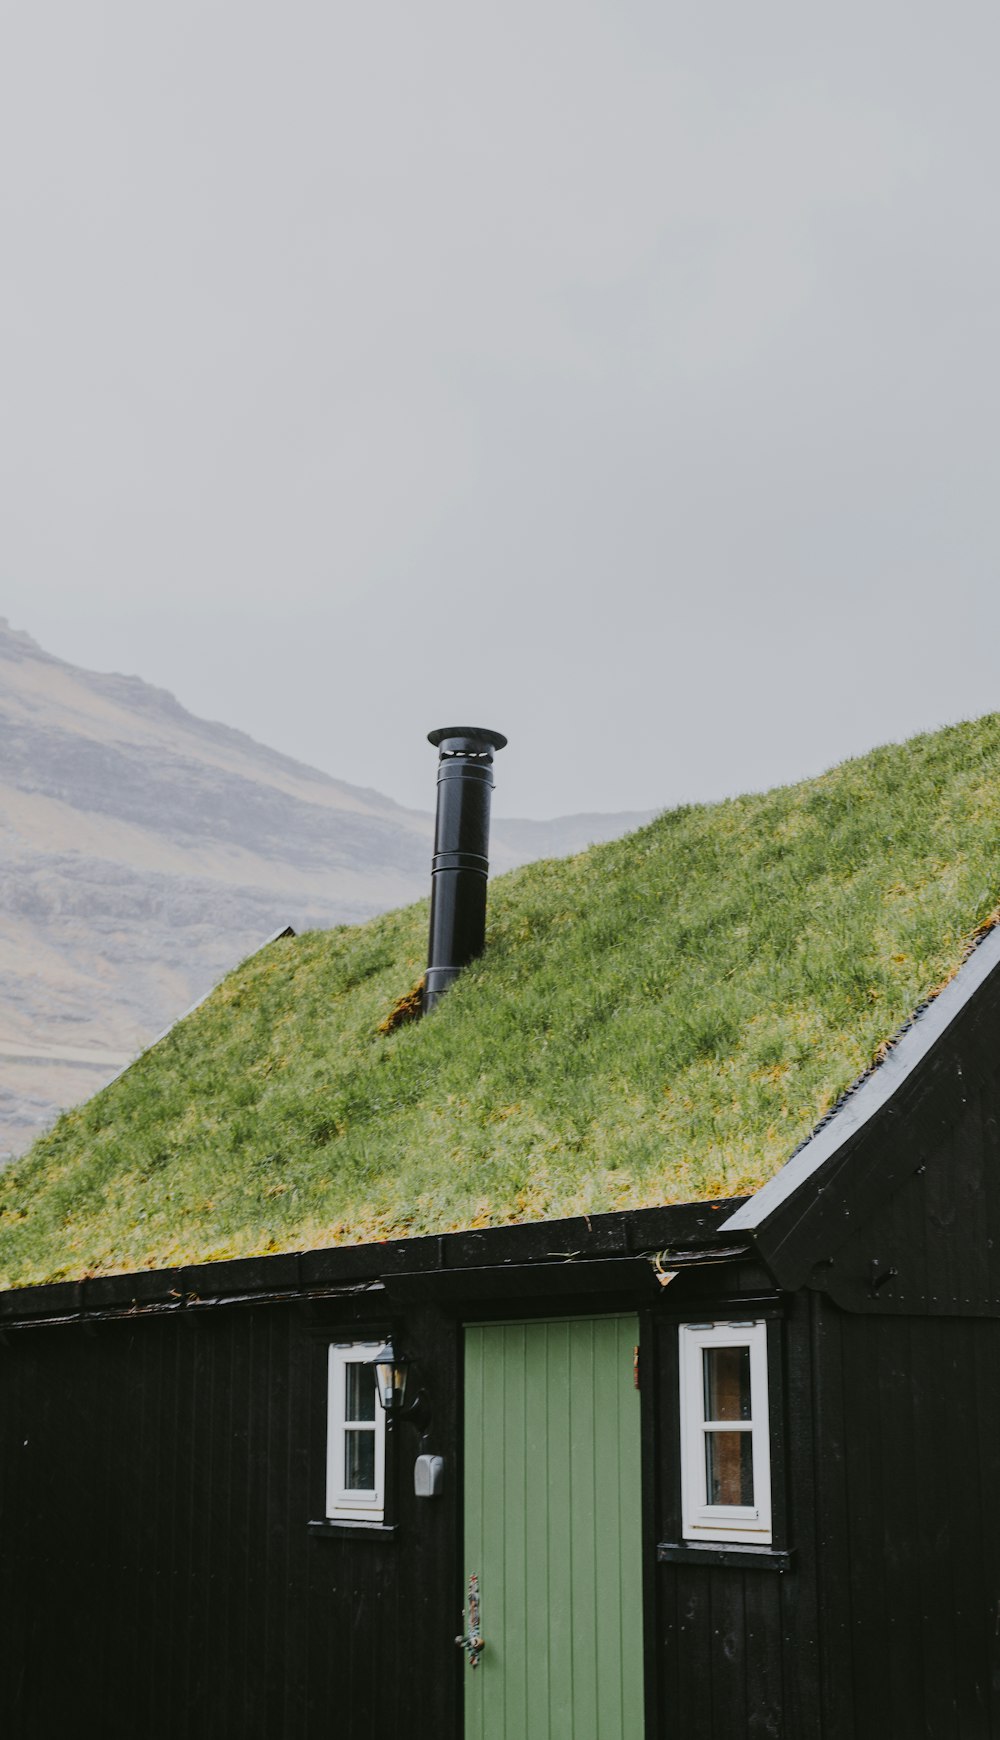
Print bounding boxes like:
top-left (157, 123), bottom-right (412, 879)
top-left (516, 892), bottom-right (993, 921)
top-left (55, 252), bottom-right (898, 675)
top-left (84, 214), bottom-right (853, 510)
top-left (345, 1429), bottom-right (377, 1492)
top-left (703, 1346), bottom-right (751, 1421)
top-left (345, 1362), bottom-right (377, 1424)
top-left (705, 1430), bottom-right (754, 1506)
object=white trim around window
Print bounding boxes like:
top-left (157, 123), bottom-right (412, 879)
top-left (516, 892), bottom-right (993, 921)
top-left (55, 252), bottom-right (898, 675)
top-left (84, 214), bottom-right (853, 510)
top-left (678, 1321), bottom-right (772, 1544)
top-left (326, 1342), bottom-right (386, 1522)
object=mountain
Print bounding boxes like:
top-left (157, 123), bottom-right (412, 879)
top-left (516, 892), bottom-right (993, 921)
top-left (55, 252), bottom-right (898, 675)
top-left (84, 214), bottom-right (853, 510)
top-left (0, 619), bottom-right (652, 1156)
top-left (2, 712), bottom-right (999, 1287)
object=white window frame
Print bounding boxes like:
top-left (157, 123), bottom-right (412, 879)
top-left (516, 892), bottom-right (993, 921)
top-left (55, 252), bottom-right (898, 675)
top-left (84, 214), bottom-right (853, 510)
top-left (326, 1342), bottom-right (386, 1522)
top-left (678, 1320), bottom-right (772, 1544)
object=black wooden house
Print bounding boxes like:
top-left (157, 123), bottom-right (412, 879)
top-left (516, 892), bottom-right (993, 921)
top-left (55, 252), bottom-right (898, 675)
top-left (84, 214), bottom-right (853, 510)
top-left (3, 728), bottom-right (1000, 1738)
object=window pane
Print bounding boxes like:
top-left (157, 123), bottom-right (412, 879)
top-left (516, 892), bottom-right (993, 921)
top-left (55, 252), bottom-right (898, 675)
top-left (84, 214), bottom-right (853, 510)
top-left (345, 1362), bottom-right (376, 1423)
top-left (703, 1346), bottom-right (751, 1422)
top-left (705, 1430), bottom-right (754, 1506)
top-left (345, 1428), bottom-right (376, 1491)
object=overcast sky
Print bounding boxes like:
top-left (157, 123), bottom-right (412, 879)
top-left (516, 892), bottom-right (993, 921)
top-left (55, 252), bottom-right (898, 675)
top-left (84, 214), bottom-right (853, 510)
top-left (2, 2), bottom-right (998, 819)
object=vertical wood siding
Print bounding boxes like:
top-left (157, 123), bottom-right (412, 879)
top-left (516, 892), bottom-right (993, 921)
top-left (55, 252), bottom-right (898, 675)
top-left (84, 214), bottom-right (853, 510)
top-left (813, 1296), bottom-right (1000, 1740)
top-left (651, 1290), bottom-right (823, 1740)
top-left (0, 1299), bottom-right (461, 1740)
top-left (11, 1249), bottom-right (999, 1739)
top-left (463, 1315), bottom-right (645, 1740)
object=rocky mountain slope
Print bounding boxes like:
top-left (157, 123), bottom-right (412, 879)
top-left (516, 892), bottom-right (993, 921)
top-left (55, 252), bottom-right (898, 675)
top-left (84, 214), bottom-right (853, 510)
top-left (0, 619), bottom-right (651, 1155)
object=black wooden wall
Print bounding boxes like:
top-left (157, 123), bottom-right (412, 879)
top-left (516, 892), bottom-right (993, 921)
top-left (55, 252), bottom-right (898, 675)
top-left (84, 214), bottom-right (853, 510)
top-left (646, 1275), bottom-right (823, 1740)
top-left (723, 945), bottom-right (1000, 1737)
top-left (0, 1295), bottom-right (461, 1740)
top-left (5, 1226), bottom-right (1000, 1736)
top-left (810, 1297), bottom-right (1000, 1740)
top-left (648, 1279), bottom-right (1000, 1739)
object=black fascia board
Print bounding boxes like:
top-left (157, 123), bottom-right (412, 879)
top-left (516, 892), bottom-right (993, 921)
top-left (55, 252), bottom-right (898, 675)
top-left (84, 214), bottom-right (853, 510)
top-left (383, 1255), bottom-right (662, 1305)
top-left (720, 923), bottom-right (1000, 1290)
top-left (0, 1196), bottom-right (747, 1328)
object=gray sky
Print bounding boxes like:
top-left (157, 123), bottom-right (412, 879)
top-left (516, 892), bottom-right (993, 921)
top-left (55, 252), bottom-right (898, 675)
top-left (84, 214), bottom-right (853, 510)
top-left (2, 1), bottom-right (998, 819)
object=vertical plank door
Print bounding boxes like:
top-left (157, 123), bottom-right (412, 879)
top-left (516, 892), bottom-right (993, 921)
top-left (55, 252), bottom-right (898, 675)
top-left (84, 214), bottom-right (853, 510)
top-left (463, 1315), bottom-right (645, 1740)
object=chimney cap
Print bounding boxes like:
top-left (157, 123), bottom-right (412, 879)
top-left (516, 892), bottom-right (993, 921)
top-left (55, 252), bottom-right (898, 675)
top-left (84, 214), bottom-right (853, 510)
top-left (428, 726), bottom-right (507, 752)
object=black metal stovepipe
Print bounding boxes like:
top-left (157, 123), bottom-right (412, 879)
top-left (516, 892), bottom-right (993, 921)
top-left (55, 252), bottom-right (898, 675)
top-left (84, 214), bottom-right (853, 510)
top-left (424, 726), bottom-right (507, 1011)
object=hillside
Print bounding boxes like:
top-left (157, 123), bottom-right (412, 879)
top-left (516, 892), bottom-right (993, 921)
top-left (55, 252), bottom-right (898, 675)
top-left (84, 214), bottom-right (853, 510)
top-left (0, 619), bottom-right (649, 1155)
top-left (3, 712), bottom-right (1000, 1287)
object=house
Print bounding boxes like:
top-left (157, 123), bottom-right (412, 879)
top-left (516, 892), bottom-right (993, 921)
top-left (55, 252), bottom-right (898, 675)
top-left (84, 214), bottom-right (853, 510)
top-left (3, 720), bottom-right (1000, 1739)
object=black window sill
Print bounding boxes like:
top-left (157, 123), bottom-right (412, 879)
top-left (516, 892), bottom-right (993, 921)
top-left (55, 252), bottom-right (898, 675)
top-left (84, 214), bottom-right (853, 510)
top-left (657, 1540), bottom-right (794, 1572)
top-left (308, 1519), bottom-right (397, 1541)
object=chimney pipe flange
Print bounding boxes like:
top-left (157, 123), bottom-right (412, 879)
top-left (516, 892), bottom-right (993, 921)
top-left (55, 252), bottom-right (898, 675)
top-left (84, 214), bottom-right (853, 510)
top-left (427, 726), bottom-right (508, 758)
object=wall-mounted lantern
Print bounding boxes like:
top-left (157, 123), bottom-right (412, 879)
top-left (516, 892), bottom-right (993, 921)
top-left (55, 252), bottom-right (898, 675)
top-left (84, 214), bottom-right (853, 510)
top-left (373, 1340), bottom-right (431, 1435)
top-left (373, 1341), bottom-right (410, 1416)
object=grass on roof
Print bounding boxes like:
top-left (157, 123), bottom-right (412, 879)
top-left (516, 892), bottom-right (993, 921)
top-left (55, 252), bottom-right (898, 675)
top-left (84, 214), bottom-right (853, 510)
top-left (4, 715), bottom-right (1000, 1287)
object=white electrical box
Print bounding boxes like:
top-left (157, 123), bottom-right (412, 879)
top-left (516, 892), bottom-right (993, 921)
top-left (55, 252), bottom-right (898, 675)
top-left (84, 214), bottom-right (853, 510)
top-left (414, 1453), bottom-right (445, 1498)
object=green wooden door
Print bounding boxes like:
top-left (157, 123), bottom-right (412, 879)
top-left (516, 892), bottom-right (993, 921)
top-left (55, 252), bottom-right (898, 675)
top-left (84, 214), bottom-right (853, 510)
top-left (463, 1315), bottom-right (645, 1740)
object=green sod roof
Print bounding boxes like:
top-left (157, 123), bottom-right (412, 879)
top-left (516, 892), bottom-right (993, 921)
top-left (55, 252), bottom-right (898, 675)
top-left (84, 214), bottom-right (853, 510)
top-left (4, 714), bottom-right (1000, 1289)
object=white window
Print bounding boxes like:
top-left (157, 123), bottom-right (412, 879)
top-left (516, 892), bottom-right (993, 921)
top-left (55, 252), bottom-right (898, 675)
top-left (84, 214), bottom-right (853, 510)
top-left (678, 1321), bottom-right (772, 1543)
top-left (326, 1343), bottom-right (386, 1522)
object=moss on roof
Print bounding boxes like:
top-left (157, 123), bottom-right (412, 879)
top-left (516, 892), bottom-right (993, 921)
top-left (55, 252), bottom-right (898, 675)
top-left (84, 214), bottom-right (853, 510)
top-left (4, 715), bottom-right (1000, 1288)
